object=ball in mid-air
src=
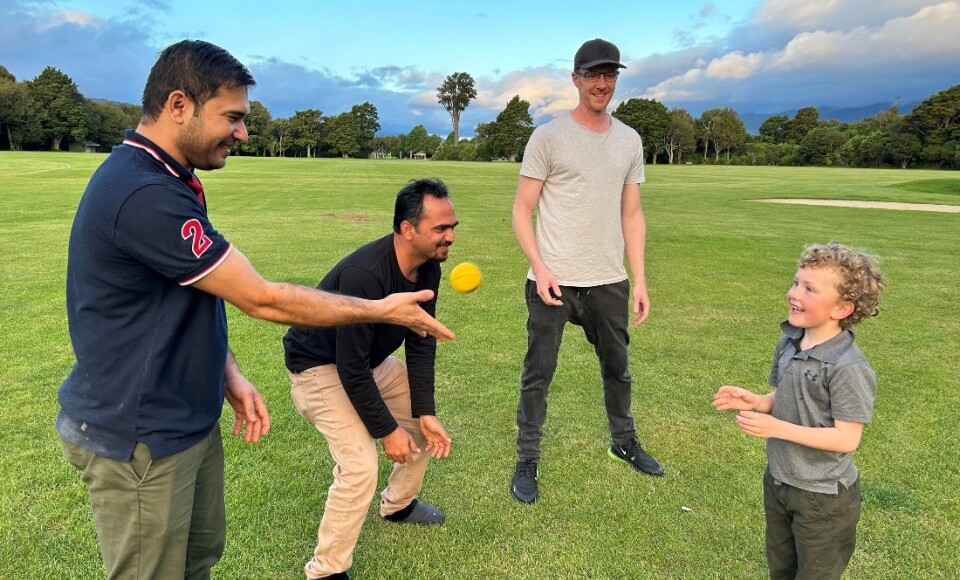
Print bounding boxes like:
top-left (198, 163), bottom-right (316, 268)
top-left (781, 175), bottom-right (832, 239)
top-left (450, 262), bottom-right (482, 293)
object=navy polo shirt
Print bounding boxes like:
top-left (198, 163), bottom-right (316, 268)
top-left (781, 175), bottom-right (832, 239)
top-left (57, 130), bottom-right (233, 462)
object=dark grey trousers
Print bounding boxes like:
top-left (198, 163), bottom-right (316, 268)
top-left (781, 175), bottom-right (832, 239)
top-left (763, 468), bottom-right (862, 580)
top-left (516, 278), bottom-right (636, 460)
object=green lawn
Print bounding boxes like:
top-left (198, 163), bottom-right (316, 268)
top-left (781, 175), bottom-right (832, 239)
top-left (1, 152), bottom-right (958, 579)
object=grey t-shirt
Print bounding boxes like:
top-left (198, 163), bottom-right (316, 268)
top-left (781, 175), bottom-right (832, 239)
top-left (519, 112), bottom-right (644, 286)
top-left (766, 321), bottom-right (877, 494)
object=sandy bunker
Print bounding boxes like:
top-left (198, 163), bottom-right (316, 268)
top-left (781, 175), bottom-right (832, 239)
top-left (750, 199), bottom-right (960, 213)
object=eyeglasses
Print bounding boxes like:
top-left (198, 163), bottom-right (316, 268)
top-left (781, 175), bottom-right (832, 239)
top-left (577, 70), bottom-right (619, 82)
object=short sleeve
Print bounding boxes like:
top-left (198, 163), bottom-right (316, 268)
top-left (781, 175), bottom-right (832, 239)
top-left (829, 363), bottom-right (877, 424)
top-left (768, 335), bottom-right (790, 387)
top-left (628, 134), bottom-right (645, 185)
top-left (519, 125), bottom-right (550, 181)
top-left (115, 184), bottom-right (231, 284)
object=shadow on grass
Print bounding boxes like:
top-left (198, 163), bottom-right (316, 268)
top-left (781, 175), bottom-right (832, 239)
top-left (888, 179), bottom-right (960, 196)
top-left (862, 482), bottom-right (916, 510)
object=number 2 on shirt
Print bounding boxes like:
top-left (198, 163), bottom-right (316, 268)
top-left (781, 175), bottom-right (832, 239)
top-left (181, 219), bottom-right (213, 258)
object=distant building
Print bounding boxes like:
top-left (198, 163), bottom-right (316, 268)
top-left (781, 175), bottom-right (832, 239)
top-left (68, 141), bottom-right (100, 153)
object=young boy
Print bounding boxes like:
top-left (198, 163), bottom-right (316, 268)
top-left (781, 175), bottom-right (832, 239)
top-left (713, 241), bottom-right (885, 580)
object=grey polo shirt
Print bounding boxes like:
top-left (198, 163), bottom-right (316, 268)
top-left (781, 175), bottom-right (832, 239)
top-left (766, 321), bottom-right (876, 494)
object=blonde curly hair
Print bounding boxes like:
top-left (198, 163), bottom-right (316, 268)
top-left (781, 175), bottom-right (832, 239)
top-left (798, 241), bottom-right (885, 328)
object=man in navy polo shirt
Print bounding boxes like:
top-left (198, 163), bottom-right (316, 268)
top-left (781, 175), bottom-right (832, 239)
top-left (57, 40), bottom-right (453, 580)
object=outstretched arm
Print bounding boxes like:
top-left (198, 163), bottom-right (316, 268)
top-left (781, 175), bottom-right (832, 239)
top-left (713, 386), bottom-right (774, 414)
top-left (192, 248), bottom-right (454, 340)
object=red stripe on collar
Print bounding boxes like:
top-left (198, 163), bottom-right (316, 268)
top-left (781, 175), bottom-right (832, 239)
top-left (123, 138), bottom-right (181, 179)
top-left (123, 138), bottom-right (204, 204)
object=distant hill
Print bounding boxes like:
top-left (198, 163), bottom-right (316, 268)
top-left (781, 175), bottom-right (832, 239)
top-left (740, 101), bottom-right (919, 134)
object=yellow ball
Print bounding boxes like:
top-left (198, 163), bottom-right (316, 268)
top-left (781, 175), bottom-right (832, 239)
top-left (449, 262), bottom-right (482, 293)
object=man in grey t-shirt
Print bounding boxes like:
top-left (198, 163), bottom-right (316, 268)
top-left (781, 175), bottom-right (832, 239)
top-left (510, 38), bottom-right (664, 504)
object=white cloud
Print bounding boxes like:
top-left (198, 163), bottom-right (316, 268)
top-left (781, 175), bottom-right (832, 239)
top-left (705, 51), bottom-right (763, 79)
top-left (643, 68), bottom-right (707, 102)
top-left (772, 1), bottom-right (960, 69)
top-left (633, 0), bottom-right (960, 111)
top-left (873, 1), bottom-right (960, 57)
top-left (771, 30), bottom-right (849, 70)
top-left (480, 69), bottom-right (575, 120)
top-left (754, 0), bottom-right (936, 32)
top-left (755, 0), bottom-right (840, 29)
top-left (40, 10), bottom-right (105, 30)
top-left (408, 90), bottom-right (439, 108)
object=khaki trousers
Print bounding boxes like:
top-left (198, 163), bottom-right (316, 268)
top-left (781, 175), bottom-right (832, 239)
top-left (59, 428), bottom-right (225, 580)
top-left (289, 356), bottom-right (430, 578)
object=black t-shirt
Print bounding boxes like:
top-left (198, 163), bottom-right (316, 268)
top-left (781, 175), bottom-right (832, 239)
top-left (283, 234), bottom-right (440, 438)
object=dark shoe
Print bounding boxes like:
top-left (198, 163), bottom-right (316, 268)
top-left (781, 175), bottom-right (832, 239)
top-left (309, 573), bottom-right (348, 580)
top-left (608, 439), bottom-right (664, 476)
top-left (382, 499), bottom-right (445, 525)
top-left (511, 459), bottom-right (539, 503)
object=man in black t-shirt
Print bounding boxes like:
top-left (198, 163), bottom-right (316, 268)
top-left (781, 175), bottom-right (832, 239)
top-left (283, 178), bottom-right (457, 580)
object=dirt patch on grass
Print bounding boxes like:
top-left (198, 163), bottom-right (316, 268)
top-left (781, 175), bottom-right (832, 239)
top-left (750, 199), bottom-right (960, 213)
top-left (322, 212), bottom-right (371, 222)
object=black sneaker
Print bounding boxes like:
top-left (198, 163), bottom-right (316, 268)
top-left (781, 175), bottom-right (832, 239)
top-left (608, 439), bottom-right (664, 476)
top-left (511, 459), bottom-right (539, 503)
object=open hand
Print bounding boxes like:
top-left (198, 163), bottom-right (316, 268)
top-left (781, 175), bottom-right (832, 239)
top-left (419, 415), bottom-right (452, 459)
top-left (381, 290), bottom-right (455, 341)
top-left (712, 385), bottom-right (760, 412)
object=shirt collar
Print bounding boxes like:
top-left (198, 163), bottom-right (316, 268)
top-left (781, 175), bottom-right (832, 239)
top-left (779, 320), bottom-right (856, 363)
top-left (121, 129), bottom-right (204, 197)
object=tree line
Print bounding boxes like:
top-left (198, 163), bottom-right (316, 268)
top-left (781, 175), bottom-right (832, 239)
top-left (1, 64), bottom-right (958, 169)
top-left (615, 92), bottom-right (960, 170)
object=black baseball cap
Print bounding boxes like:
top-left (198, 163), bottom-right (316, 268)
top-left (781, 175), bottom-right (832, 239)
top-left (574, 38), bottom-right (626, 71)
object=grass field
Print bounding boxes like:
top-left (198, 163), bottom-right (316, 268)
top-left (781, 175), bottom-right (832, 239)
top-left (1, 152), bottom-right (958, 579)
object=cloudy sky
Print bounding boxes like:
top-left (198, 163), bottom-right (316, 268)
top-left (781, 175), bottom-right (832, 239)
top-left (2, 0), bottom-right (957, 135)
